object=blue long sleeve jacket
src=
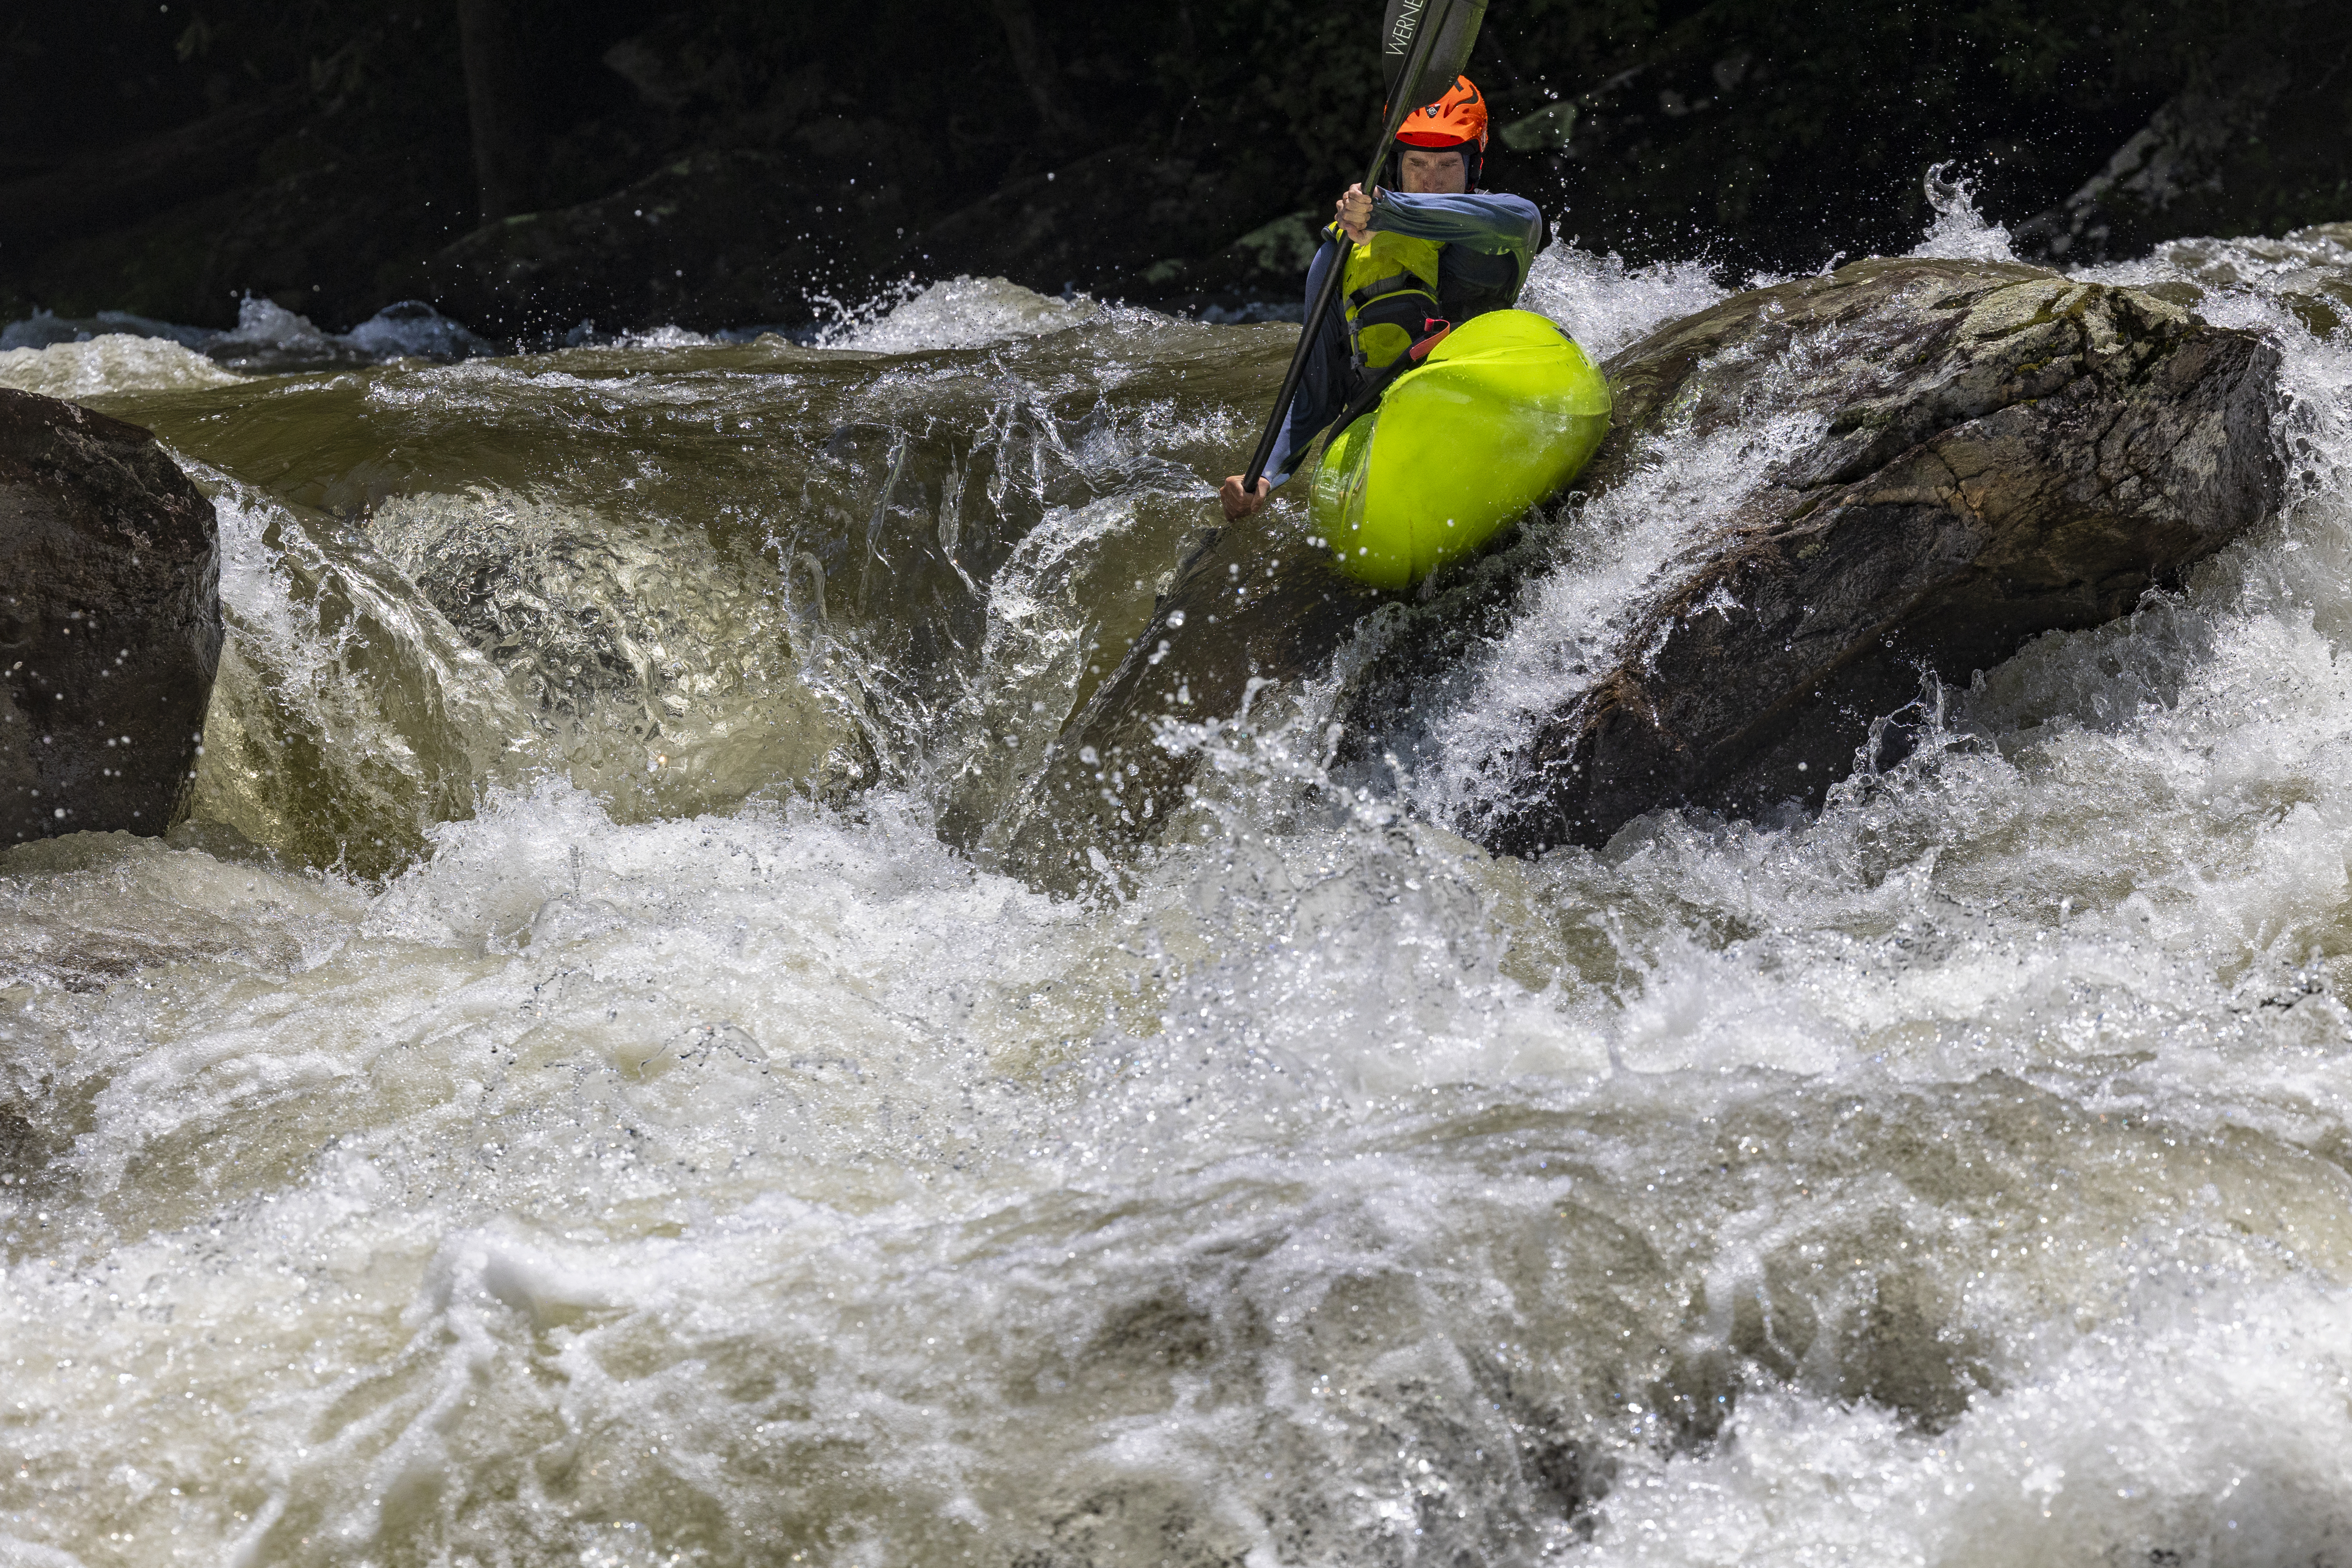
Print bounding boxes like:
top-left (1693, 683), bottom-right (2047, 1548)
top-left (1262, 189), bottom-right (1544, 488)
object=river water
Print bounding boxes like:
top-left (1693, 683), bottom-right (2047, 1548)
top-left (3, 202), bottom-right (2352, 1567)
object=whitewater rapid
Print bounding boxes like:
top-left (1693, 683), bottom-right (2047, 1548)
top-left (3, 201), bottom-right (2352, 1567)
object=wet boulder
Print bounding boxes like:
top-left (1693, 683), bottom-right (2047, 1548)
top-left (1023, 257), bottom-right (2283, 872)
top-left (1386, 257), bottom-right (2284, 855)
top-left (1, 389), bottom-right (221, 845)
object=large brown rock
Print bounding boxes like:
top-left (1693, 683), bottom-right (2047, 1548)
top-left (1014, 257), bottom-right (2283, 875)
top-left (1406, 258), bottom-right (2284, 854)
top-left (1, 389), bottom-right (220, 845)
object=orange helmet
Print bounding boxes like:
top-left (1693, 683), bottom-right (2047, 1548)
top-left (1394, 75), bottom-right (1488, 153)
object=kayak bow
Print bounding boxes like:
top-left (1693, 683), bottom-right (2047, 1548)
top-left (1311, 308), bottom-right (1612, 591)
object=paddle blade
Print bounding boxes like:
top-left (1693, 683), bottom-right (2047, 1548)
top-left (1381, 0), bottom-right (1487, 110)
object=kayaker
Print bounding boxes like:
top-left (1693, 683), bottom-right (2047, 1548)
top-left (1221, 75), bottom-right (1543, 521)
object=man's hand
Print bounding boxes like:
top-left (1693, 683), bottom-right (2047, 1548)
top-left (1335, 183), bottom-right (1375, 245)
top-left (1220, 475), bottom-right (1271, 520)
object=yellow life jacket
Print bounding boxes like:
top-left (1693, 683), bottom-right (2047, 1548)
top-left (1338, 225), bottom-right (1443, 370)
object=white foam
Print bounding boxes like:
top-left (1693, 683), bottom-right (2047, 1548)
top-left (1400, 399), bottom-right (1833, 837)
top-left (207, 295), bottom-right (341, 355)
top-left (816, 275), bottom-right (1112, 353)
top-left (1580, 1279), bottom-right (2352, 1567)
top-left (3, 224), bottom-right (2352, 1568)
top-left (612, 323), bottom-right (718, 349)
top-left (0, 297), bottom-right (493, 383)
top-left (0, 307), bottom-right (215, 351)
top-left (0, 333), bottom-right (244, 397)
top-left (1521, 241), bottom-right (1730, 360)
top-left (341, 300), bottom-right (496, 360)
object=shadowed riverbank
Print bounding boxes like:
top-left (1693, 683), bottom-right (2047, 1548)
top-left (4, 0), bottom-right (2349, 341)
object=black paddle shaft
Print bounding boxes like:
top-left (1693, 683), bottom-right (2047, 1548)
top-left (1239, 0), bottom-right (1483, 492)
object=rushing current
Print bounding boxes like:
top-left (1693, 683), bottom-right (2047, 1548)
top-left (4, 195), bottom-right (2352, 1567)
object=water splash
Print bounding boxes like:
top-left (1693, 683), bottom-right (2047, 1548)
top-left (1908, 162), bottom-right (2023, 263)
top-left (0, 333), bottom-right (245, 397)
top-left (814, 275), bottom-right (1124, 354)
top-left (0, 295), bottom-right (493, 377)
top-left (1519, 244), bottom-right (1730, 360)
top-left (2, 230), bottom-right (2350, 1567)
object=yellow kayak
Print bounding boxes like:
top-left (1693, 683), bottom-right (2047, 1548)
top-left (1311, 309), bottom-right (1612, 591)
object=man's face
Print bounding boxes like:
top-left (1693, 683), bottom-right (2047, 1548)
top-left (1399, 146), bottom-right (1470, 194)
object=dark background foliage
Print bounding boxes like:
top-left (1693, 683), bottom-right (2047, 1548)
top-left (1, 0), bottom-right (2343, 336)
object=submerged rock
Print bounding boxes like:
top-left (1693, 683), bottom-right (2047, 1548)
top-left (1004, 521), bottom-right (1381, 881)
top-left (1027, 257), bottom-right (2283, 872)
top-left (0, 389), bottom-right (220, 845)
